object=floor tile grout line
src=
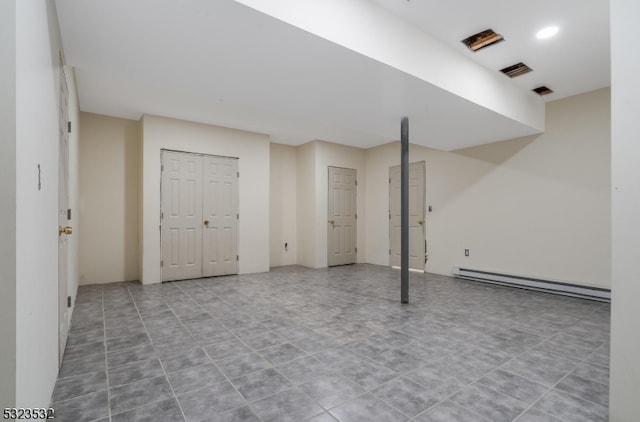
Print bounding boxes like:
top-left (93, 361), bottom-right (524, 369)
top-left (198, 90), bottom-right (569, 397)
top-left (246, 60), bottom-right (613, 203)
top-left (164, 281), bottom-right (266, 421)
top-left (101, 287), bottom-right (113, 422)
top-left (126, 284), bottom-right (189, 422)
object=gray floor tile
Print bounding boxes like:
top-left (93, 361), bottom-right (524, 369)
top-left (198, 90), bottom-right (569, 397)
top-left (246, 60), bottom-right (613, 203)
top-left (450, 384), bottom-right (528, 422)
top-left (108, 357), bottom-right (164, 387)
top-left (306, 412), bottom-right (338, 422)
top-left (414, 400), bottom-right (489, 422)
top-left (571, 362), bottom-right (610, 386)
top-left (203, 339), bottom-right (252, 361)
top-left (516, 408), bottom-right (564, 422)
top-left (555, 373), bottom-right (609, 406)
top-left (276, 355), bottom-right (334, 385)
top-left (477, 369), bottom-right (549, 404)
top-left (231, 367), bottom-right (292, 402)
top-left (161, 347), bottom-right (212, 372)
top-left (107, 344), bottom-right (157, 368)
top-left (178, 381), bottom-right (246, 422)
top-left (329, 393), bottom-right (408, 422)
top-left (259, 343), bottom-right (307, 365)
top-left (217, 352), bottom-right (271, 378)
top-left (534, 389), bottom-right (608, 422)
top-left (107, 333), bottom-right (151, 352)
top-left (405, 366), bottom-right (468, 400)
top-left (52, 370), bottom-right (107, 403)
top-left (50, 390), bottom-right (109, 422)
top-left (56, 266), bottom-right (611, 422)
top-left (202, 405), bottom-right (261, 422)
top-left (341, 360), bottom-right (398, 390)
top-left (167, 362), bottom-right (227, 395)
top-left (372, 376), bottom-right (440, 417)
top-left (299, 373), bottom-right (365, 408)
top-left (58, 352), bottom-right (106, 380)
top-left (109, 375), bottom-right (173, 414)
top-left (250, 388), bottom-right (324, 422)
top-left (111, 397), bottom-right (185, 422)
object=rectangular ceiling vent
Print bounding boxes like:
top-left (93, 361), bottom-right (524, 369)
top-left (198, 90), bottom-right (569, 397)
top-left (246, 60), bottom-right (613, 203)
top-left (461, 29), bottom-right (504, 52)
top-left (533, 86), bottom-right (554, 96)
top-left (500, 62), bottom-right (532, 78)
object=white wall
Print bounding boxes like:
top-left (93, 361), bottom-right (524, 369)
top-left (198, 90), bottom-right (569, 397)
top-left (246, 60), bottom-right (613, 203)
top-left (366, 88), bottom-right (611, 288)
top-left (610, 0), bottom-right (640, 418)
top-left (79, 112), bottom-right (141, 284)
top-left (0, 0), bottom-right (17, 409)
top-left (140, 115), bottom-right (271, 284)
top-left (270, 143), bottom-right (297, 267)
top-left (14, 0), bottom-right (79, 407)
top-left (313, 141), bottom-right (366, 267)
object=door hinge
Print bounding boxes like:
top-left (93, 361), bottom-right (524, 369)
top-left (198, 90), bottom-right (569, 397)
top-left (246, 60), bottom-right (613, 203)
top-left (68, 121), bottom-right (72, 133)
top-left (389, 177), bottom-right (391, 184)
top-left (389, 249), bottom-right (391, 255)
top-left (67, 296), bottom-right (72, 308)
top-left (355, 213), bottom-right (357, 219)
top-left (161, 164), bottom-right (164, 172)
top-left (355, 180), bottom-right (358, 186)
top-left (236, 255), bottom-right (239, 261)
top-left (389, 212), bottom-right (391, 220)
top-left (355, 247), bottom-right (358, 253)
top-left (67, 208), bottom-right (71, 220)
top-left (161, 212), bottom-right (163, 220)
top-left (237, 171), bottom-right (239, 178)
top-left (237, 213), bottom-right (239, 219)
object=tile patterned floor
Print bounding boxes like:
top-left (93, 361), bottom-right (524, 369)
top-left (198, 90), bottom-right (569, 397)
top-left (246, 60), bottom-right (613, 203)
top-left (51, 265), bottom-right (611, 421)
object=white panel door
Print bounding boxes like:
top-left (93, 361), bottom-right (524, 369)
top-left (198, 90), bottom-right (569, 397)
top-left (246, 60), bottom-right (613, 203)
top-left (390, 161), bottom-right (426, 270)
top-left (161, 151), bottom-right (203, 281)
top-left (203, 156), bottom-right (238, 277)
top-left (328, 167), bottom-right (357, 266)
top-left (58, 63), bottom-right (70, 365)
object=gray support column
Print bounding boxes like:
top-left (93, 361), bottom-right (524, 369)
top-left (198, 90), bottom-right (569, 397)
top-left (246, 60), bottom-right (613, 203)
top-left (401, 117), bottom-right (409, 303)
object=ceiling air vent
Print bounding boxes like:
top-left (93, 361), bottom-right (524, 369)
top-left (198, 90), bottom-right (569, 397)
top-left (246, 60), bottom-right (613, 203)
top-left (500, 62), bottom-right (532, 78)
top-left (461, 29), bottom-right (504, 52)
top-left (533, 86), bottom-right (554, 96)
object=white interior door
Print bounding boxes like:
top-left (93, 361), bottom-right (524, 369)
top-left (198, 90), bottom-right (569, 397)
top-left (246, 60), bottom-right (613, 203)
top-left (161, 151), bottom-right (203, 281)
top-left (161, 151), bottom-right (239, 281)
top-left (389, 161), bottom-right (426, 270)
top-left (328, 167), bottom-right (357, 266)
top-left (58, 63), bottom-right (70, 365)
top-left (203, 156), bottom-right (238, 277)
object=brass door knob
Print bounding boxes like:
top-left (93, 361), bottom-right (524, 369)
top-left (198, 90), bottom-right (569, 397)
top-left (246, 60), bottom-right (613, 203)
top-left (418, 220), bottom-right (424, 226)
top-left (328, 220), bottom-right (335, 225)
top-left (59, 226), bottom-right (72, 235)
top-left (204, 220), bottom-right (209, 226)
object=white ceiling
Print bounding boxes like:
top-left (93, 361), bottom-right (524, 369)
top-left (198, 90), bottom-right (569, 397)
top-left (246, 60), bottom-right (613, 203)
top-left (372, 0), bottom-right (610, 101)
top-left (55, 0), bottom-right (610, 150)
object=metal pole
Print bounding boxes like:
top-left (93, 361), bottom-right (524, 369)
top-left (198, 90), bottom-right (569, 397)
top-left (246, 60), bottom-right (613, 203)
top-left (401, 117), bottom-right (409, 303)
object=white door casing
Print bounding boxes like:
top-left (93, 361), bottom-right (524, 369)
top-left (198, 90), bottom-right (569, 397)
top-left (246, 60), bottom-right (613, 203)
top-left (202, 155), bottom-right (238, 277)
top-left (328, 167), bottom-right (357, 266)
top-left (161, 151), bottom-right (238, 281)
top-left (389, 161), bottom-right (426, 270)
top-left (58, 62), bottom-right (70, 365)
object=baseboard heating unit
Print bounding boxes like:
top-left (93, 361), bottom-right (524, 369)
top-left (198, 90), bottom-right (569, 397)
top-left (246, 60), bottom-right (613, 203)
top-left (452, 267), bottom-right (611, 302)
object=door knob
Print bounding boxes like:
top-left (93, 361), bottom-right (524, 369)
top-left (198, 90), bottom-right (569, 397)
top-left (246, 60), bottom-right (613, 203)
top-left (59, 226), bottom-right (72, 235)
top-left (418, 220), bottom-right (424, 226)
top-left (328, 220), bottom-right (335, 225)
top-left (204, 220), bottom-right (209, 226)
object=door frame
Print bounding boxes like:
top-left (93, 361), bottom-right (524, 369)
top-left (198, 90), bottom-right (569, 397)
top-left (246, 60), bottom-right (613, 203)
top-left (57, 60), bottom-right (70, 365)
top-left (389, 161), bottom-right (426, 271)
top-left (159, 149), bottom-right (240, 281)
top-left (327, 166), bottom-right (357, 267)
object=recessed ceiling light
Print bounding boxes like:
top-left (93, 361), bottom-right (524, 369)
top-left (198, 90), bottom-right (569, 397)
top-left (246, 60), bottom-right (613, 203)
top-left (536, 26), bottom-right (559, 39)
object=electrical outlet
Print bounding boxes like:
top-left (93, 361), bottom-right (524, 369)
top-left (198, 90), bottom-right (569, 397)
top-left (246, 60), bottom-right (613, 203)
top-left (464, 249), bottom-right (470, 257)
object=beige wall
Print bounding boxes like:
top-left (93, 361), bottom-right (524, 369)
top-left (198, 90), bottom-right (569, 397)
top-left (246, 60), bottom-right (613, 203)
top-left (610, 0), bottom-right (640, 418)
top-left (366, 88), bottom-right (611, 288)
top-left (270, 143), bottom-right (297, 267)
top-left (296, 142), bottom-right (316, 268)
top-left (79, 112), bottom-right (141, 284)
top-left (140, 115), bottom-right (271, 284)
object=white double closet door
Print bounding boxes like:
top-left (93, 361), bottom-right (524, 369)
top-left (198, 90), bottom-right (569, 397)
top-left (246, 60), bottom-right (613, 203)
top-left (161, 150), bottom-right (238, 282)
